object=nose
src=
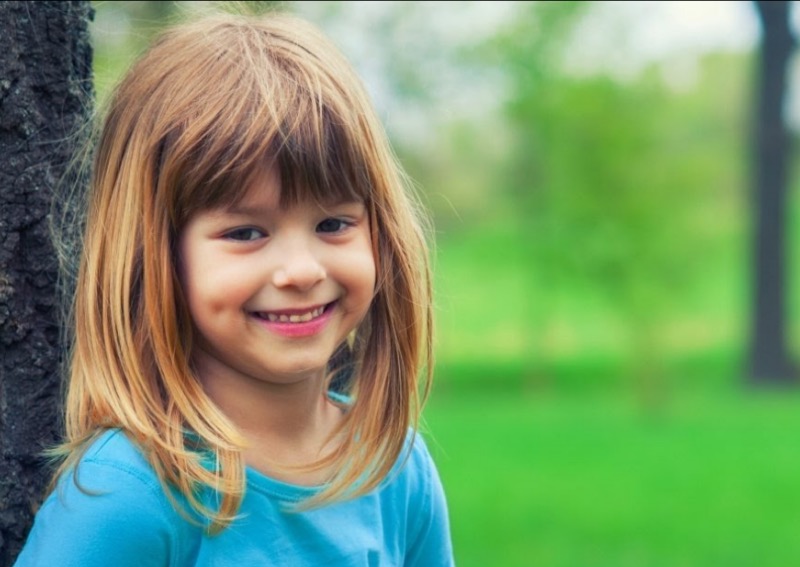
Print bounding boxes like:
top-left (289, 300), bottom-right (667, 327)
top-left (271, 236), bottom-right (326, 291)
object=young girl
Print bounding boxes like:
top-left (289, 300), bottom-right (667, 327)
top-left (14, 10), bottom-right (453, 567)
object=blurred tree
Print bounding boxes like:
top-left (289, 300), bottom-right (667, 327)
top-left (486, 1), bottom-right (752, 397)
top-left (749, 0), bottom-right (797, 385)
top-left (0, 2), bottom-right (93, 564)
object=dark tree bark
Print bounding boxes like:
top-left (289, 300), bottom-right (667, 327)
top-left (749, 0), bottom-right (796, 385)
top-left (0, 2), bottom-right (93, 565)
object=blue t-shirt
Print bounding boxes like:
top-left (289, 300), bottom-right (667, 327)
top-left (14, 429), bottom-right (455, 566)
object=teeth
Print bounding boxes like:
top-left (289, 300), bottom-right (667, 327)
top-left (262, 306), bottom-right (325, 323)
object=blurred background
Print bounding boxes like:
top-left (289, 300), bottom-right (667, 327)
top-left (90, 1), bottom-right (800, 565)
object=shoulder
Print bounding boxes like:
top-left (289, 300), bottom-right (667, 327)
top-left (79, 429), bottom-right (162, 485)
top-left (391, 429), bottom-right (441, 487)
top-left (15, 430), bottom-right (195, 567)
top-left (378, 429), bottom-right (447, 516)
top-left (381, 429), bottom-right (455, 566)
top-left (63, 429), bottom-right (171, 511)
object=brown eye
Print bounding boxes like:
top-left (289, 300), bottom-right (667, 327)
top-left (225, 228), bottom-right (264, 241)
top-left (316, 218), bottom-right (350, 233)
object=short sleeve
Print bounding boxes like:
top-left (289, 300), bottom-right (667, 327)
top-left (404, 438), bottom-right (455, 567)
top-left (13, 458), bottom-right (179, 567)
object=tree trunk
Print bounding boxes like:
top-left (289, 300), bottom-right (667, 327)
top-left (749, 0), bottom-right (796, 385)
top-left (0, 2), bottom-right (93, 564)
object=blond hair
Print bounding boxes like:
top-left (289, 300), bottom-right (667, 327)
top-left (53, 11), bottom-right (433, 532)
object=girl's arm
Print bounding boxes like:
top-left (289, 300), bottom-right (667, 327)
top-left (404, 437), bottom-right (456, 567)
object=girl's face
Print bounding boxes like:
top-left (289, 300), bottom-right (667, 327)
top-left (177, 165), bottom-right (376, 389)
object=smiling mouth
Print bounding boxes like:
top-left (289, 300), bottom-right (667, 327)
top-left (254, 302), bottom-right (332, 323)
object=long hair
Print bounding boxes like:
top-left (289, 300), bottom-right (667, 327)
top-left (53, 11), bottom-right (433, 532)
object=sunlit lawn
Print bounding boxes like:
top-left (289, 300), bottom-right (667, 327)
top-left (425, 217), bottom-right (800, 567)
top-left (423, 385), bottom-right (800, 567)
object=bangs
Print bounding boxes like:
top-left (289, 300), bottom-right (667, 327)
top-left (162, 21), bottom-right (373, 227)
top-left (174, 106), bottom-right (370, 224)
top-left (276, 104), bottom-right (371, 209)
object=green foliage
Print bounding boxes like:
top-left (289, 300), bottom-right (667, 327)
top-left (494, 11), bottom-right (749, 308)
top-left (427, 1), bottom-right (757, 393)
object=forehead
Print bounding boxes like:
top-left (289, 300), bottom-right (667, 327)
top-left (229, 162), bottom-right (281, 211)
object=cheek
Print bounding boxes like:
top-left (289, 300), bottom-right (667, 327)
top-left (335, 247), bottom-right (376, 311)
top-left (179, 254), bottom-right (242, 319)
top-left (366, 251), bottom-right (378, 291)
top-left (355, 249), bottom-right (378, 294)
top-left (185, 272), bottom-right (252, 315)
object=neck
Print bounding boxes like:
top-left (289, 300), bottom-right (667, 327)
top-left (191, 348), bottom-right (344, 475)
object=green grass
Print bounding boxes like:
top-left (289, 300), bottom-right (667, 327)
top-left (424, 214), bottom-right (800, 565)
top-left (423, 388), bottom-right (800, 567)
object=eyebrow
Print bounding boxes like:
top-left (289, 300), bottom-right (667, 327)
top-left (225, 198), bottom-right (364, 216)
top-left (223, 204), bottom-right (273, 217)
top-left (317, 197), bottom-right (365, 208)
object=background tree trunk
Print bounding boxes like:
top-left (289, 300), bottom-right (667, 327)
top-left (0, 2), bottom-right (93, 564)
top-left (749, 0), bottom-right (796, 385)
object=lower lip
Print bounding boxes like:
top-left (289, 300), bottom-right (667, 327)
top-left (254, 303), bottom-right (335, 338)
